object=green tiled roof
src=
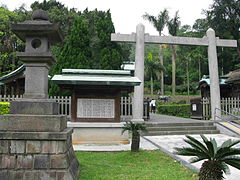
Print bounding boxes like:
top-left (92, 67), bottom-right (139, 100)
top-left (0, 65), bottom-right (25, 84)
top-left (62, 69), bottom-right (131, 75)
top-left (198, 75), bottom-right (229, 89)
top-left (51, 69), bottom-right (141, 86)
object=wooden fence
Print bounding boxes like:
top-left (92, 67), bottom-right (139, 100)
top-left (49, 96), bottom-right (71, 117)
top-left (203, 97), bottom-right (240, 120)
top-left (120, 97), bottom-right (150, 120)
top-left (0, 95), bottom-right (149, 120)
top-left (0, 95), bottom-right (71, 116)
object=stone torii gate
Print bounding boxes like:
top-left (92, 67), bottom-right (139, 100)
top-left (111, 24), bottom-right (237, 121)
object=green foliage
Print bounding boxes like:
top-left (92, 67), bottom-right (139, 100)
top-left (51, 9), bottom-right (127, 77)
top-left (0, 102), bottom-right (10, 115)
top-left (0, 6), bottom-right (24, 76)
top-left (122, 121), bottom-right (146, 134)
top-left (53, 15), bottom-right (92, 74)
top-left (157, 104), bottom-right (190, 118)
top-left (31, 0), bottom-right (78, 35)
top-left (122, 121), bottom-right (147, 152)
top-left (174, 135), bottom-right (240, 180)
top-left (206, 0), bottom-right (240, 71)
top-left (167, 11), bottom-right (180, 36)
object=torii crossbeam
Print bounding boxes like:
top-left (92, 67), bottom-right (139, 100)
top-left (111, 24), bottom-right (237, 121)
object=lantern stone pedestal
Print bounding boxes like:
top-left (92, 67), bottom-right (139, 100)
top-left (0, 9), bottom-right (79, 179)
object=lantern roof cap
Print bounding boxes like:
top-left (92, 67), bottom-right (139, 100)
top-left (11, 9), bottom-right (63, 43)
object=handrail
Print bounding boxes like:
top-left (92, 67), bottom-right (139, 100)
top-left (214, 107), bottom-right (240, 136)
top-left (214, 107), bottom-right (240, 122)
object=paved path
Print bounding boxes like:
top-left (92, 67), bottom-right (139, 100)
top-left (148, 113), bottom-right (208, 123)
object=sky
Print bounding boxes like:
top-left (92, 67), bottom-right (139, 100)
top-left (1, 0), bottom-right (214, 35)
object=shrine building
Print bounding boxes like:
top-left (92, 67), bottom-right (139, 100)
top-left (51, 68), bottom-right (141, 123)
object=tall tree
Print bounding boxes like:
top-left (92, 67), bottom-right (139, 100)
top-left (206, 0), bottom-right (240, 72)
top-left (54, 15), bottom-right (92, 73)
top-left (50, 9), bottom-right (127, 95)
top-left (31, 0), bottom-right (79, 35)
top-left (145, 52), bottom-right (165, 97)
top-left (206, 0), bottom-right (240, 55)
top-left (167, 11), bottom-right (180, 96)
top-left (143, 9), bottom-right (169, 95)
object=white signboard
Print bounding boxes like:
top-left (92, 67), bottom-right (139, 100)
top-left (192, 104), bottom-right (197, 111)
top-left (77, 98), bottom-right (115, 118)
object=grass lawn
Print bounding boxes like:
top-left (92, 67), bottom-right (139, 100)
top-left (76, 150), bottom-right (198, 180)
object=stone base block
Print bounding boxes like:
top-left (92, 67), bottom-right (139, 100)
top-left (68, 122), bottom-right (129, 144)
top-left (10, 99), bottom-right (58, 115)
top-left (0, 114), bottom-right (67, 132)
top-left (0, 128), bottom-right (79, 180)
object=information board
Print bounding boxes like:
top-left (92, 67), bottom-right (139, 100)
top-left (77, 98), bottom-right (115, 118)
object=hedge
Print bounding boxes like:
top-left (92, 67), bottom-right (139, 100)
top-left (0, 102), bottom-right (10, 115)
top-left (156, 104), bottom-right (190, 118)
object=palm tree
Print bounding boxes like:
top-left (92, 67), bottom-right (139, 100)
top-left (122, 121), bottom-right (146, 152)
top-left (145, 52), bottom-right (165, 97)
top-left (143, 9), bottom-right (169, 95)
top-left (174, 135), bottom-right (240, 180)
top-left (167, 11), bottom-right (180, 96)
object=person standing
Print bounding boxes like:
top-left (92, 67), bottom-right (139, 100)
top-left (150, 99), bottom-right (156, 113)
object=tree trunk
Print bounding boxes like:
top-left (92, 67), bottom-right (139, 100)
top-left (187, 58), bottom-right (190, 104)
top-left (171, 45), bottom-right (177, 96)
top-left (150, 74), bottom-right (153, 98)
top-left (199, 160), bottom-right (223, 180)
top-left (131, 131), bottom-right (140, 152)
top-left (198, 58), bottom-right (201, 81)
top-left (159, 45), bottom-right (164, 95)
top-left (237, 40), bottom-right (240, 56)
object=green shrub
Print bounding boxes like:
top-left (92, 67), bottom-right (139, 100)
top-left (157, 104), bottom-right (190, 118)
top-left (0, 102), bottom-right (10, 115)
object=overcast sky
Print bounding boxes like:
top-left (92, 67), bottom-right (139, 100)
top-left (1, 0), bottom-right (214, 35)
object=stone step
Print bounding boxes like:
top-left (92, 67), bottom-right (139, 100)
top-left (144, 121), bottom-right (219, 136)
top-left (146, 126), bottom-right (217, 131)
top-left (145, 122), bottom-right (214, 127)
top-left (144, 129), bottom-right (220, 136)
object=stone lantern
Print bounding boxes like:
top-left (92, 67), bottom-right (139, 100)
top-left (10, 9), bottom-right (63, 115)
top-left (0, 10), bottom-right (79, 179)
top-left (11, 9), bottom-right (62, 99)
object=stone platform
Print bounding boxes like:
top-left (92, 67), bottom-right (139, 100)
top-left (0, 115), bottom-right (80, 180)
top-left (68, 122), bottom-right (129, 145)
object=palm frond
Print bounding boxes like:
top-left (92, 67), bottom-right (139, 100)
top-left (220, 139), bottom-right (240, 149)
top-left (122, 121), bottom-right (146, 134)
top-left (219, 162), bottom-right (231, 175)
top-left (216, 148), bottom-right (240, 160)
top-left (185, 135), bottom-right (209, 154)
top-left (143, 9), bottom-right (169, 35)
top-left (142, 13), bottom-right (158, 29)
top-left (200, 135), bottom-right (215, 158)
top-left (210, 138), bottom-right (218, 155)
top-left (156, 9), bottom-right (169, 33)
top-left (189, 156), bottom-right (208, 163)
top-left (167, 11), bottom-right (180, 36)
top-left (224, 157), bottom-right (240, 170)
top-left (174, 147), bottom-right (209, 158)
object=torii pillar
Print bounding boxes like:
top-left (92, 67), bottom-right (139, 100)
top-left (133, 24), bottom-right (145, 122)
top-left (112, 25), bottom-right (237, 121)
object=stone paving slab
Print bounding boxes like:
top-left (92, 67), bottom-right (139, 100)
top-left (148, 113), bottom-right (209, 123)
top-left (73, 134), bottom-right (240, 180)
